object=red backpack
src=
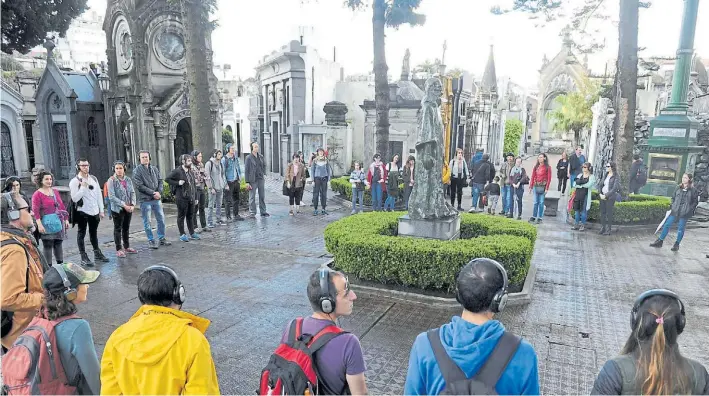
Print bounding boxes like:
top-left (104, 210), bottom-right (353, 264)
top-left (258, 317), bottom-right (347, 395)
top-left (1, 314), bottom-right (80, 395)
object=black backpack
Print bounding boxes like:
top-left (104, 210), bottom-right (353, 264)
top-left (636, 164), bottom-right (648, 184)
top-left (427, 329), bottom-right (521, 395)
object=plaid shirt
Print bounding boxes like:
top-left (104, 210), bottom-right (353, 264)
top-left (192, 163), bottom-right (207, 188)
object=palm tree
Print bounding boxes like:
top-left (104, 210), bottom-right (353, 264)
top-left (346, 0), bottom-right (425, 161)
top-left (548, 88), bottom-right (597, 146)
top-left (181, 0), bottom-right (217, 155)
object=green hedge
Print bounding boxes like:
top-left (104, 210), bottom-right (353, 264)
top-left (569, 192), bottom-right (670, 224)
top-left (330, 177), bottom-right (404, 206)
top-left (324, 212), bottom-right (537, 292)
top-left (161, 181), bottom-right (248, 205)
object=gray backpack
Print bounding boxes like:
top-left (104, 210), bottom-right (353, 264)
top-left (427, 329), bottom-right (521, 395)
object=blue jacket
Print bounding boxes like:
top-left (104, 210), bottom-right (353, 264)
top-left (404, 317), bottom-right (540, 395)
top-left (222, 145), bottom-right (241, 182)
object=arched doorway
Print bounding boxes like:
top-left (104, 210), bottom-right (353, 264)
top-left (174, 118), bottom-right (193, 167)
top-left (1, 122), bottom-right (16, 177)
top-left (541, 94), bottom-right (563, 142)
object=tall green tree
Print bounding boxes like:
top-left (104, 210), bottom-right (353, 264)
top-left (492, 0), bottom-right (648, 194)
top-left (548, 83), bottom-right (599, 145)
top-left (1, 0), bottom-right (88, 54)
top-left (346, 0), bottom-right (425, 161)
top-left (504, 119), bottom-right (524, 155)
top-left (180, 0), bottom-right (217, 155)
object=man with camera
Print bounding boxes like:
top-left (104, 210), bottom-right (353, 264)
top-left (69, 159), bottom-right (108, 267)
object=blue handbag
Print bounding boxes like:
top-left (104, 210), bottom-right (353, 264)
top-left (41, 193), bottom-right (63, 234)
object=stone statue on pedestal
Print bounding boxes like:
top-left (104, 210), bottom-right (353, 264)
top-left (401, 49), bottom-right (411, 81)
top-left (408, 77), bottom-right (458, 220)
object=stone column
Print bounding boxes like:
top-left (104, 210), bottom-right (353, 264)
top-left (31, 120), bottom-right (45, 171)
top-left (263, 132), bottom-right (272, 172)
top-left (588, 100), bottom-right (603, 166)
top-left (497, 110), bottom-right (507, 165)
top-left (280, 133), bottom-right (290, 176)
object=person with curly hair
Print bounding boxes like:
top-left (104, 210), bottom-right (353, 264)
top-left (32, 170), bottom-right (70, 265)
top-left (40, 263), bottom-right (101, 394)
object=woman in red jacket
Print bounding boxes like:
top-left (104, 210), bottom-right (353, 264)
top-left (366, 154), bottom-right (388, 211)
top-left (529, 153), bottom-right (552, 224)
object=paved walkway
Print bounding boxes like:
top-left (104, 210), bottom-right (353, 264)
top-left (64, 171), bottom-right (709, 395)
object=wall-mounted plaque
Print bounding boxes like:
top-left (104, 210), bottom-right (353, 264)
top-left (653, 127), bottom-right (686, 138)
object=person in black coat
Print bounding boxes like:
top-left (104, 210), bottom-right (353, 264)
top-left (166, 154), bottom-right (199, 242)
top-left (597, 161), bottom-right (621, 235)
top-left (556, 152), bottom-right (569, 195)
top-left (628, 154), bottom-right (647, 194)
top-left (650, 173), bottom-right (699, 252)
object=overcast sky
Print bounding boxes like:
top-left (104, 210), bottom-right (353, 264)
top-left (88, 0), bottom-right (709, 88)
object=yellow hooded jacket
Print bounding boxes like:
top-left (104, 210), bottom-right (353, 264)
top-left (100, 305), bottom-right (220, 395)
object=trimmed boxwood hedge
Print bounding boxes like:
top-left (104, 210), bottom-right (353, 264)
top-left (324, 212), bottom-right (537, 292)
top-left (569, 192), bottom-right (670, 224)
top-left (331, 176), bottom-right (405, 206)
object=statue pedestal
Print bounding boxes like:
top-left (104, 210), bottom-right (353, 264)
top-left (397, 215), bottom-right (461, 240)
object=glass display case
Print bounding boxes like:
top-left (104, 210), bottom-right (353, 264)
top-left (647, 153), bottom-right (682, 183)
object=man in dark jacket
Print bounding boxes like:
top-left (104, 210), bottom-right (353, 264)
top-left (244, 142), bottom-right (269, 217)
top-left (132, 150), bottom-right (171, 249)
top-left (628, 154), bottom-right (647, 194)
top-left (568, 146), bottom-right (586, 189)
top-left (468, 154), bottom-right (493, 213)
top-left (166, 154), bottom-right (199, 242)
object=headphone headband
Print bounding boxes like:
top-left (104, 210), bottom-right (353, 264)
top-left (52, 264), bottom-right (77, 301)
top-left (3, 192), bottom-right (20, 221)
top-left (458, 258), bottom-right (509, 314)
top-left (631, 288), bottom-right (686, 333)
top-left (141, 265), bottom-right (186, 305)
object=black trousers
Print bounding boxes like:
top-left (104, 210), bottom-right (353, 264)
top-left (450, 178), bottom-right (464, 207)
top-left (224, 181), bottom-right (240, 218)
top-left (76, 211), bottom-right (100, 254)
top-left (192, 188), bottom-right (207, 228)
top-left (176, 198), bottom-right (195, 236)
top-left (313, 177), bottom-right (328, 209)
top-left (289, 185), bottom-right (303, 206)
top-left (557, 177), bottom-right (568, 194)
top-left (600, 199), bottom-right (615, 228)
top-left (112, 210), bottom-right (132, 250)
top-left (41, 239), bottom-right (63, 264)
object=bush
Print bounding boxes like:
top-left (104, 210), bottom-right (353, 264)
top-left (569, 192), bottom-right (670, 224)
top-left (330, 177), bottom-right (404, 206)
top-left (324, 212), bottom-right (537, 292)
top-left (504, 119), bottom-right (524, 156)
top-left (161, 181), bottom-right (248, 206)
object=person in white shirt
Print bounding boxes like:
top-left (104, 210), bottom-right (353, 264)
top-left (69, 159), bottom-right (107, 267)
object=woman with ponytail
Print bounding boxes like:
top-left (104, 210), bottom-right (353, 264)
top-left (591, 289), bottom-right (709, 395)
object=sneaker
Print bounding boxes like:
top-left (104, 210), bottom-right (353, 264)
top-left (207, 223), bottom-right (215, 229)
top-left (80, 252), bottom-right (94, 267)
top-left (536, 218), bottom-right (543, 224)
top-left (517, 216), bottom-right (522, 220)
top-left (202, 227), bottom-right (212, 232)
top-left (572, 223), bottom-right (579, 230)
top-left (148, 240), bottom-right (159, 249)
top-left (499, 211), bottom-right (506, 215)
top-left (226, 217), bottom-right (233, 223)
top-left (650, 239), bottom-right (663, 248)
top-left (671, 242), bottom-right (680, 252)
top-left (579, 224), bottom-right (586, 231)
top-left (290, 210), bottom-right (295, 216)
top-left (261, 212), bottom-right (270, 217)
top-left (350, 210), bottom-right (356, 215)
top-left (247, 213), bottom-right (257, 218)
top-left (125, 247), bottom-right (138, 254)
top-left (457, 206), bottom-right (464, 211)
top-left (528, 217), bottom-right (536, 223)
top-left (322, 210), bottom-right (329, 215)
top-left (116, 250), bottom-right (126, 258)
top-left (468, 208), bottom-right (476, 213)
top-left (506, 214), bottom-right (514, 219)
top-left (159, 238), bottom-right (172, 246)
top-left (179, 234), bottom-right (190, 242)
top-left (598, 226), bottom-right (606, 235)
top-left (313, 210), bottom-right (319, 216)
top-left (191, 233), bottom-right (201, 240)
top-left (487, 208), bottom-right (491, 214)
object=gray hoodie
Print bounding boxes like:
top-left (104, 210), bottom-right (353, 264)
top-left (205, 158), bottom-right (227, 190)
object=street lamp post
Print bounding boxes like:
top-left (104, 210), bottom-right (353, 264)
top-left (642, 0), bottom-right (703, 197)
top-left (98, 72), bottom-right (117, 167)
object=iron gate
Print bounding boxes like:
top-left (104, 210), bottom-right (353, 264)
top-left (463, 109), bottom-right (492, 161)
top-left (1, 122), bottom-right (16, 177)
top-left (54, 123), bottom-right (71, 179)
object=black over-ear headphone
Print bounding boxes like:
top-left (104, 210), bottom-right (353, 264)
top-left (456, 258), bottom-right (509, 314)
top-left (141, 265), bottom-right (186, 305)
top-left (2, 193), bottom-right (20, 221)
top-left (631, 289), bottom-right (686, 334)
top-left (53, 264), bottom-right (78, 301)
top-left (319, 268), bottom-right (336, 314)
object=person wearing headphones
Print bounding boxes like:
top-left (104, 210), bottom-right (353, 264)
top-left (404, 258), bottom-right (540, 395)
top-left (277, 268), bottom-right (368, 395)
top-left (166, 154), bottom-right (200, 243)
top-left (38, 263), bottom-right (101, 394)
top-left (1, 192), bottom-right (45, 353)
top-left (244, 142), bottom-right (269, 217)
top-left (592, 289), bottom-right (709, 395)
top-left (133, 150), bottom-right (171, 249)
top-left (100, 265), bottom-right (219, 395)
top-left (69, 159), bottom-right (108, 266)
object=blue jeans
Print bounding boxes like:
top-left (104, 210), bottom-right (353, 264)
top-left (207, 189), bottom-right (223, 226)
top-left (570, 173), bottom-right (578, 188)
top-left (371, 183), bottom-right (383, 211)
top-left (351, 188), bottom-right (364, 212)
top-left (140, 200), bottom-right (166, 241)
top-left (501, 185), bottom-right (512, 213)
top-left (659, 215), bottom-right (687, 243)
top-left (533, 191), bottom-right (546, 219)
top-left (384, 193), bottom-right (397, 210)
top-left (575, 208), bottom-right (588, 224)
top-left (472, 183), bottom-right (484, 208)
